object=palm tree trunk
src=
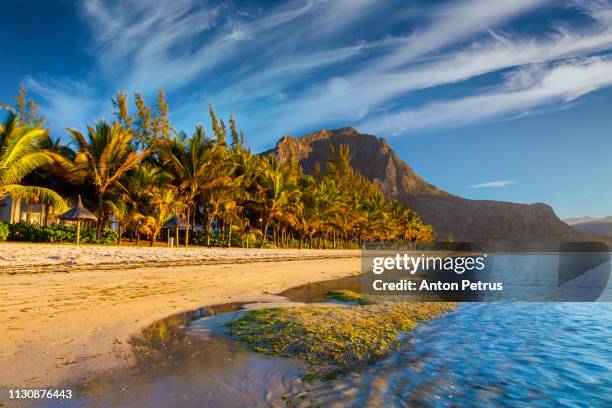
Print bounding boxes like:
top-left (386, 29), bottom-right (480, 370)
top-left (185, 210), bottom-right (190, 248)
top-left (150, 228), bottom-right (159, 246)
top-left (206, 217), bottom-right (213, 247)
top-left (76, 220), bottom-right (81, 246)
top-left (43, 205), bottom-right (50, 227)
top-left (227, 223), bottom-right (232, 248)
top-left (136, 230), bottom-right (140, 246)
top-left (260, 221), bottom-right (270, 248)
top-left (96, 195), bottom-right (104, 240)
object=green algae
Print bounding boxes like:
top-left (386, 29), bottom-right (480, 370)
top-left (325, 290), bottom-right (371, 304)
top-left (226, 300), bottom-right (455, 379)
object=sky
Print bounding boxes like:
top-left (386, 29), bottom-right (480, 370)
top-left (1, 0), bottom-right (612, 218)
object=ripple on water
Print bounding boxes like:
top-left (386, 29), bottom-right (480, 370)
top-left (292, 303), bottom-right (612, 407)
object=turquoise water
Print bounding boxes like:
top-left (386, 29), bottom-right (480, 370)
top-left (293, 302), bottom-right (612, 407)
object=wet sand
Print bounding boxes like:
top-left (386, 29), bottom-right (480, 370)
top-left (0, 245), bottom-right (360, 388)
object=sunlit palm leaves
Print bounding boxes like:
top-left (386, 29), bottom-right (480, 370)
top-left (66, 121), bottom-right (149, 236)
top-left (0, 112), bottom-right (66, 210)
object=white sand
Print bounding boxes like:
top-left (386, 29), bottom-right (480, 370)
top-left (0, 244), bottom-right (361, 389)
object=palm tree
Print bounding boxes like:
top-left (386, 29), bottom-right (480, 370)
top-left (157, 125), bottom-right (222, 247)
top-left (254, 157), bottom-right (299, 248)
top-left (67, 121), bottom-right (149, 238)
top-left (148, 186), bottom-right (181, 246)
top-left (0, 112), bottom-right (66, 210)
top-left (416, 224), bottom-right (436, 243)
top-left (214, 175), bottom-right (247, 247)
top-left (121, 164), bottom-right (171, 245)
top-left (107, 198), bottom-right (146, 245)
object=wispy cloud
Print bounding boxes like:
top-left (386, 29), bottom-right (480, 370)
top-left (80, 0), bottom-right (380, 94)
top-left (271, 2), bottom-right (612, 137)
top-left (468, 180), bottom-right (516, 188)
top-left (20, 0), bottom-right (612, 145)
top-left (360, 55), bottom-right (612, 135)
top-left (22, 77), bottom-right (106, 133)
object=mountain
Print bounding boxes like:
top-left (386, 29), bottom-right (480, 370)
top-left (266, 127), bottom-right (583, 242)
top-left (565, 217), bottom-right (612, 237)
top-left (564, 216), bottom-right (607, 225)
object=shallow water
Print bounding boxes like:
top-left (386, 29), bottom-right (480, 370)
top-left (34, 301), bottom-right (305, 408)
top-left (31, 276), bottom-right (362, 408)
top-left (288, 302), bottom-right (612, 407)
top-left (34, 256), bottom-right (612, 407)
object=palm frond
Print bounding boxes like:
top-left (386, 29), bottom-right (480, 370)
top-left (1, 184), bottom-right (67, 210)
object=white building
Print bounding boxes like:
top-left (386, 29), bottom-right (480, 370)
top-left (0, 197), bottom-right (60, 226)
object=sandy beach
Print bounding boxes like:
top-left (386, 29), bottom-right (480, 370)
top-left (0, 244), bottom-right (360, 388)
top-left (0, 243), bottom-right (359, 273)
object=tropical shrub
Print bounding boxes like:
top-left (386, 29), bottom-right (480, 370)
top-left (7, 222), bottom-right (117, 244)
top-left (188, 230), bottom-right (240, 247)
top-left (80, 227), bottom-right (119, 244)
top-left (0, 222), bottom-right (9, 241)
top-left (8, 222), bottom-right (74, 243)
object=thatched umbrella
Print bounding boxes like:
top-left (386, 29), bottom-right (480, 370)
top-left (243, 225), bottom-right (261, 248)
top-left (58, 195), bottom-right (97, 245)
top-left (163, 215), bottom-right (189, 247)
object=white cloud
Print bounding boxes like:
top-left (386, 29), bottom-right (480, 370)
top-left (371, 0), bottom-right (550, 72)
top-left (80, 0), bottom-right (381, 94)
top-left (260, 3), bottom-right (612, 138)
top-left (22, 77), bottom-right (106, 134)
top-left (21, 0), bottom-right (612, 144)
top-left (360, 56), bottom-right (612, 135)
top-left (468, 180), bottom-right (516, 188)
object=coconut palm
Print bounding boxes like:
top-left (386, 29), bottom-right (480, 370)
top-left (253, 157), bottom-right (299, 248)
top-left (157, 125), bottom-right (225, 246)
top-left (107, 198), bottom-right (142, 245)
top-left (120, 164), bottom-right (171, 245)
top-left (66, 121), bottom-right (149, 238)
top-left (147, 187), bottom-right (182, 246)
top-left (0, 112), bottom-right (66, 210)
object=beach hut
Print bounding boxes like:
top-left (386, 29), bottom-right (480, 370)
top-left (58, 196), bottom-right (97, 246)
top-left (163, 215), bottom-right (189, 247)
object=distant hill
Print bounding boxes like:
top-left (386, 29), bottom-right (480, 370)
top-left (565, 217), bottom-right (612, 237)
top-left (266, 127), bottom-right (584, 242)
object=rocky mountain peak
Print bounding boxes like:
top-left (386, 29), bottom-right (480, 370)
top-left (267, 128), bottom-right (582, 242)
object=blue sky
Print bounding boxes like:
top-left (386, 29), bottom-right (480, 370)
top-left (1, 0), bottom-right (612, 218)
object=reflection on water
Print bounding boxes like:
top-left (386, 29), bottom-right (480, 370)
top-left (35, 276), bottom-right (361, 408)
top-left (280, 274), bottom-right (362, 303)
top-left (75, 332), bottom-right (304, 408)
top-left (40, 302), bottom-right (306, 408)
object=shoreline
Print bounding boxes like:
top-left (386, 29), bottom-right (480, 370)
top-left (0, 248), bottom-right (360, 389)
top-left (0, 243), bottom-right (359, 274)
